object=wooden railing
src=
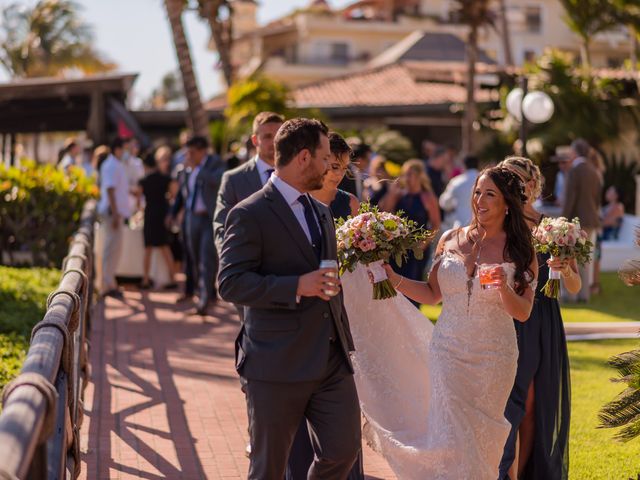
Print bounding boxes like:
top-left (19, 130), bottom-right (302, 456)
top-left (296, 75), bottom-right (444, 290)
top-left (0, 201), bottom-right (96, 479)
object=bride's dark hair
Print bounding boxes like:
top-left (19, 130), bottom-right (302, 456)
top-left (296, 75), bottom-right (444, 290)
top-left (467, 166), bottom-right (534, 295)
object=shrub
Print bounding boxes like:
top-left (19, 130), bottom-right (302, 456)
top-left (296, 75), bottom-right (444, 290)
top-left (0, 161), bottom-right (98, 267)
top-left (0, 266), bottom-right (60, 391)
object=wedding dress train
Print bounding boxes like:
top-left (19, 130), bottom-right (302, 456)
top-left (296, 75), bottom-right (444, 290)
top-left (342, 252), bottom-right (522, 479)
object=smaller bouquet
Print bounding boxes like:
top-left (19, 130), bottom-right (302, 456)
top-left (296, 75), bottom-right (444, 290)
top-left (533, 217), bottom-right (593, 299)
top-left (336, 203), bottom-right (435, 299)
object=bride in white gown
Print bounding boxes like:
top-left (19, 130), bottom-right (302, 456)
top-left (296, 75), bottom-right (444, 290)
top-left (342, 167), bottom-right (538, 479)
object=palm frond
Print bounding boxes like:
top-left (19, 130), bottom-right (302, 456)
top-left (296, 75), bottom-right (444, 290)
top-left (599, 388), bottom-right (640, 429)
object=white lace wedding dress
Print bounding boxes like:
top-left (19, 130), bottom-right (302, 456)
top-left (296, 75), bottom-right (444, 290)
top-left (342, 252), bottom-right (523, 479)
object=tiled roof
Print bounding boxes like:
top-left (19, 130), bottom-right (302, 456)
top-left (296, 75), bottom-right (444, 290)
top-left (293, 62), bottom-right (496, 108)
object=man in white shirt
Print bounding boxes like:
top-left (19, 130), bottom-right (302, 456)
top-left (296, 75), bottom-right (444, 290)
top-left (97, 138), bottom-right (131, 298)
top-left (439, 155), bottom-right (479, 230)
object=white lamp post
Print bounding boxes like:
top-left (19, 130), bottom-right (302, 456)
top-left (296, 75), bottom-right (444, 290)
top-left (506, 79), bottom-right (555, 156)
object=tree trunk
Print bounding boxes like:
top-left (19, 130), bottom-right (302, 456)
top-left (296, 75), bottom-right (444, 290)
top-left (498, 0), bottom-right (513, 66)
top-left (200, 0), bottom-right (235, 88)
top-left (580, 37), bottom-right (592, 74)
top-left (463, 24), bottom-right (479, 155)
top-left (630, 25), bottom-right (638, 71)
top-left (164, 0), bottom-right (209, 137)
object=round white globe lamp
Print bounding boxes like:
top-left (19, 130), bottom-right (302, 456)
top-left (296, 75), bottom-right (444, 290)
top-left (505, 88), bottom-right (524, 121)
top-left (522, 91), bottom-right (554, 124)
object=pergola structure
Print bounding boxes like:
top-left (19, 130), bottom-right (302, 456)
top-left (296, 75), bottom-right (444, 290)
top-left (0, 73), bottom-right (138, 164)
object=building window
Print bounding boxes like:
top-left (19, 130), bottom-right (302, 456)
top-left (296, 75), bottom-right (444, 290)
top-left (525, 6), bottom-right (542, 33)
top-left (331, 43), bottom-right (349, 64)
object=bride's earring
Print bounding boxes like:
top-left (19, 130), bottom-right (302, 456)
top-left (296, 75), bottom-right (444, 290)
top-left (505, 208), bottom-right (509, 215)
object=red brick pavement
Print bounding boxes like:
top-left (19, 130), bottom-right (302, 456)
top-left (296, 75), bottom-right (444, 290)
top-left (79, 289), bottom-right (396, 479)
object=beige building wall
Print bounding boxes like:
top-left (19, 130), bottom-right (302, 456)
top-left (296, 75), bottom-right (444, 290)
top-left (420, 0), bottom-right (631, 67)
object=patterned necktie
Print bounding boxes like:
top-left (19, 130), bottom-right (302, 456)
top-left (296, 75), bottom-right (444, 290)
top-left (298, 195), bottom-right (322, 260)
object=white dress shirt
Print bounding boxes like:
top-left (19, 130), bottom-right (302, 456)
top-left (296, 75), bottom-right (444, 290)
top-left (255, 156), bottom-right (275, 186)
top-left (98, 154), bottom-right (131, 218)
top-left (187, 162), bottom-right (208, 214)
top-left (271, 175), bottom-right (320, 245)
top-left (439, 168), bottom-right (478, 229)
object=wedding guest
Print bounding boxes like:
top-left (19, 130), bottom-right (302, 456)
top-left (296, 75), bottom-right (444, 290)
top-left (214, 111), bottom-right (285, 254)
top-left (138, 148), bottom-right (178, 289)
top-left (58, 138), bottom-right (81, 173)
top-left (296, 131), bottom-right (365, 480)
top-left (439, 155), bottom-right (479, 230)
top-left (171, 130), bottom-right (190, 173)
top-left (601, 185), bottom-right (625, 240)
top-left (169, 161), bottom-right (196, 303)
top-left (562, 138), bottom-right (602, 302)
top-left (366, 155), bottom-right (391, 206)
top-left (424, 146), bottom-right (447, 199)
top-left (182, 135), bottom-right (225, 315)
top-left (551, 146), bottom-right (572, 207)
top-left (338, 141), bottom-right (371, 200)
top-left (310, 132), bottom-right (359, 220)
top-left (592, 185), bottom-right (625, 295)
top-left (499, 156), bottom-right (579, 480)
top-left (122, 137), bottom-right (145, 213)
top-left (380, 159), bottom-right (441, 283)
top-left (92, 145), bottom-right (110, 182)
top-left (97, 137), bottom-right (130, 299)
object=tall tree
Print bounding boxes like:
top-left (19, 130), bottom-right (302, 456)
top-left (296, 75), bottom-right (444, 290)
top-left (0, 0), bottom-right (114, 77)
top-left (559, 0), bottom-right (620, 72)
top-left (196, 0), bottom-right (235, 87)
top-left (452, 0), bottom-right (493, 155)
top-left (497, 0), bottom-right (513, 66)
top-left (164, 0), bottom-right (209, 136)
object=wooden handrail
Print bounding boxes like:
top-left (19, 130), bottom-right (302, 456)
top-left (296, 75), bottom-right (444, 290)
top-left (0, 200), bottom-right (96, 480)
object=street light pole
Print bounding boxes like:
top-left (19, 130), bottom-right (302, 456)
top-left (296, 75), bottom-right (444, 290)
top-left (519, 76), bottom-right (529, 157)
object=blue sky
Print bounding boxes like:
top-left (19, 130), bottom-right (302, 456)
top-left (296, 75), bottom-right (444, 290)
top-left (0, 0), bottom-right (352, 106)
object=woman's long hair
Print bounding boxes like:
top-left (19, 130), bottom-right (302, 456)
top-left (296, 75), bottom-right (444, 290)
top-left (401, 159), bottom-right (433, 193)
top-left (467, 166), bottom-right (534, 295)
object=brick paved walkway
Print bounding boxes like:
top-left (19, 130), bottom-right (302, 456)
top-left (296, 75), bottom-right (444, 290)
top-left (79, 288), bottom-right (396, 479)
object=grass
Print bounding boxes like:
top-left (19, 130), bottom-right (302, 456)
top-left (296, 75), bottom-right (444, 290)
top-left (420, 272), bottom-right (639, 323)
top-left (569, 339), bottom-right (640, 479)
top-left (0, 266), bottom-right (60, 390)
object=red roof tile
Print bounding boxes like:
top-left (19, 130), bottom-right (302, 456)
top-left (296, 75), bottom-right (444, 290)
top-left (293, 63), bottom-right (495, 108)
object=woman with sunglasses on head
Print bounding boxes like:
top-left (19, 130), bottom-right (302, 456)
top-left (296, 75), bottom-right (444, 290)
top-left (498, 156), bottom-right (580, 480)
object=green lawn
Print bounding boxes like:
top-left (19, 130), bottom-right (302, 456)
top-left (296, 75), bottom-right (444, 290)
top-left (420, 272), bottom-right (639, 323)
top-left (0, 266), bottom-right (60, 390)
top-left (569, 339), bottom-right (640, 479)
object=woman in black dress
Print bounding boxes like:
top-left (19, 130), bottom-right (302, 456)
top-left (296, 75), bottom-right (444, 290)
top-left (138, 148), bottom-right (178, 289)
top-left (498, 156), bottom-right (581, 479)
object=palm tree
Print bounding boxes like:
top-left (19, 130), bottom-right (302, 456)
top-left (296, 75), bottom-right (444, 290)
top-left (559, 0), bottom-right (620, 72)
top-left (599, 228), bottom-right (640, 441)
top-left (497, 0), bottom-right (513, 66)
top-left (196, 0), bottom-right (235, 88)
top-left (451, 0), bottom-right (493, 155)
top-left (0, 0), bottom-right (114, 77)
top-left (164, 0), bottom-right (209, 136)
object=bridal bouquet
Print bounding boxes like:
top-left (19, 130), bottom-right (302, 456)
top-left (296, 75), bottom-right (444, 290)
top-left (533, 216), bottom-right (593, 299)
top-left (336, 203), bottom-right (435, 299)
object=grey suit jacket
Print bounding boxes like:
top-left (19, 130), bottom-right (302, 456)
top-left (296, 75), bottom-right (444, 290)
top-left (217, 180), bottom-right (356, 383)
top-left (561, 160), bottom-right (602, 230)
top-left (213, 157), bottom-right (262, 253)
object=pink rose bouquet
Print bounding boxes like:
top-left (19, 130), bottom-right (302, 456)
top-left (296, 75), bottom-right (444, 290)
top-left (533, 216), bottom-right (593, 299)
top-left (336, 203), bottom-right (435, 299)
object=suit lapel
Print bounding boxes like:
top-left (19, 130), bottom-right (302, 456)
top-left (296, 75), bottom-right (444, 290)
top-left (264, 182), bottom-right (318, 268)
top-left (243, 158), bottom-right (263, 196)
top-left (312, 199), bottom-right (335, 261)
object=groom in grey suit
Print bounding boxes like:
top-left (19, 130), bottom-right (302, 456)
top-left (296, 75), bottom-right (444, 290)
top-left (218, 118), bottom-right (361, 479)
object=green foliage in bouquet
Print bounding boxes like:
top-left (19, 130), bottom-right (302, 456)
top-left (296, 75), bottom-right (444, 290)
top-left (336, 203), bottom-right (435, 299)
top-left (0, 161), bottom-right (98, 267)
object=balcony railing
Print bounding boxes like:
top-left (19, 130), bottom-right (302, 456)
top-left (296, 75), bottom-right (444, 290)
top-left (0, 201), bottom-right (96, 479)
